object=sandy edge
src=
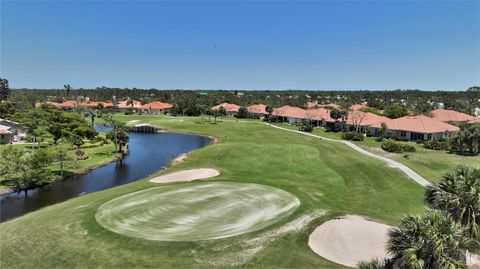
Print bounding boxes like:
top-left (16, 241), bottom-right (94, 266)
top-left (308, 215), bottom-right (391, 268)
top-left (150, 168), bottom-right (220, 183)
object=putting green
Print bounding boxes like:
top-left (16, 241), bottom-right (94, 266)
top-left (95, 182), bottom-right (300, 241)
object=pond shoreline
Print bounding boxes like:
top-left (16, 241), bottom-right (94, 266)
top-left (0, 145), bottom-right (125, 197)
top-left (1, 131), bottom-right (212, 222)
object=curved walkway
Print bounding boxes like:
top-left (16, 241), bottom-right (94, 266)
top-left (266, 124), bottom-right (430, 187)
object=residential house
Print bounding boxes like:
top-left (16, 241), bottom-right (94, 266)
top-left (0, 119), bottom-right (25, 143)
top-left (141, 102), bottom-right (173, 114)
top-left (272, 106), bottom-right (307, 124)
top-left (211, 103), bottom-right (240, 116)
top-left (79, 101), bottom-right (114, 109)
top-left (0, 125), bottom-right (13, 144)
top-left (430, 108), bottom-right (477, 126)
top-left (247, 104), bottom-right (268, 117)
top-left (116, 100), bottom-right (143, 112)
top-left (387, 115), bottom-right (459, 141)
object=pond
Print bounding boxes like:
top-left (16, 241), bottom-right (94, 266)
top-left (0, 128), bottom-right (211, 222)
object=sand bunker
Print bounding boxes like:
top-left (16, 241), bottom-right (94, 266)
top-left (95, 182), bottom-right (300, 241)
top-left (308, 215), bottom-right (391, 268)
top-left (150, 168), bottom-right (219, 183)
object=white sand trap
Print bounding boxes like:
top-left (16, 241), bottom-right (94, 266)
top-left (309, 215), bottom-right (391, 268)
top-left (150, 168), bottom-right (220, 183)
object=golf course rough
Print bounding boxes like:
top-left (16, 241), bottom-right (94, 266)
top-left (95, 182), bottom-right (301, 241)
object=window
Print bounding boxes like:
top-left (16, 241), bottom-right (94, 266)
top-left (400, 131), bottom-right (406, 137)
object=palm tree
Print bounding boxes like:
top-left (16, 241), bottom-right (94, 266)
top-left (266, 105), bottom-right (273, 120)
top-left (218, 106), bottom-right (226, 122)
top-left (126, 99), bottom-right (134, 108)
top-left (425, 165), bottom-right (480, 240)
top-left (358, 259), bottom-right (389, 269)
top-left (387, 209), bottom-right (478, 269)
top-left (64, 84), bottom-right (72, 95)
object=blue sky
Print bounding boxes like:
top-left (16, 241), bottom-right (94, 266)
top-left (1, 1), bottom-right (479, 90)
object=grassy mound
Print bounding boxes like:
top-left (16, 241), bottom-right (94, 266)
top-left (96, 182), bottom-right (300, 241)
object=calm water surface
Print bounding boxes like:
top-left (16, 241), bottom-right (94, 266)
top-left (0, 127), bottom-right (210, 222)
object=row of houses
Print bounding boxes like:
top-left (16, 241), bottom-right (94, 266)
top-left (211, 102), bottom-right (479, 141)
top-left (35, 100), bottom-right (173, 114)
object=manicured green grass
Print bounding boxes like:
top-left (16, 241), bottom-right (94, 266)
top-left (273, 123), bottom-right (480, 182)
top-left (0, 142), bottom-right (121, 188)
top-left (96, 182), bottom-right (300, 241)
top-left (1, 115), bottom-right (425, 269)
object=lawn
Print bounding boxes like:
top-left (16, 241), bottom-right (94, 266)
top-left (0, 115), bottom-right (426, 269)
top-left (272, 123), bottom-right (480, 182)
top-left (0, 139), bottom-right (121, 189)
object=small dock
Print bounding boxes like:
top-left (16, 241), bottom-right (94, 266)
top-left (128, 124), bottom-right (160, 133)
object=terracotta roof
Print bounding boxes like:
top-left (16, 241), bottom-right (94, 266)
top-left (79, 101), bottom-right (114, 107)
top-left (272, 105), bottom-right (306, 119)
top-left (141, 101), bottom-right (173, 110)
top-left (58, 100), bottom-right (78, 108)
top-left (35, 101), bottom-right (61, 108)
top-left (389, 115), bottom-right (459, 133)
top-left (211, 103), bottom-right (240, 113)
top-left (318, 103), bottom-right (341, 109)
top-left (305, 108), bottom-right (334, 122)
top-left (117, 100), bottom-right (143, 109)
top-left (468, 118), bottom-right (480, 124)
top-left (350, 104), bottom-right (368, 111)
top-left (247, 104), bottom-right (267, 114)
top-left (346, 111), bottom-right (392, 128)
top-left (306, 101), bottom-right (319, 109)
top-left (431, 109), bottom-right (477, 123)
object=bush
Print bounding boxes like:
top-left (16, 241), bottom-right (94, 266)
top-left (394, 136), bottom-right (409, 142)
top-left (341, 131), bottom-right (364, 141)
top-left (423, 138), bottom-right (450, 151)
top-left (299, 124), bottom-right (313, 132)
top-left (381, 141), bottom-right (416, 153)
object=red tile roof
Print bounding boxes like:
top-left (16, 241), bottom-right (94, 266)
top-left (431, 109), bottom-right (477, 123)
top-left (273, 105), bottom-right (306, 119)
top-left (320, 103), bottom-right (341, 109)
top-left (306, 101), bottom-right (319, 109)
top-left (247, 104), bottom-right (267, 114)
top-left (117, 100), bottom-right (142, 109)
top-left (346, 111), bottom-right (392, 128)
top-left (79, 101), bottom-right (114, 107)
top-left (141, 101), bottom-right (173, 110)
top-left (58, 100), bottom-right (78, 108)
top-left (211, 103), bottom-right (240, 113)
top-left (350, 103), bottom-right (368, 111)
top-left (305, 108), bottom-right (334, 122)
top-left (35, 101), bottom-right (61, 108)
top-left (389, 115), bottom-right (459, 133)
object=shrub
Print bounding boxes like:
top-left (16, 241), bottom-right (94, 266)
top-left (381, 141), bottom-right (416, 153)
top-left (423, 139), bottom-right (450, 151)
top-left (341, 131), bottom-right (364, 141)
top-left (299, 124), bottom-right (313, 132)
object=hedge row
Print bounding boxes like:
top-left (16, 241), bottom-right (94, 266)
top-left (381, 141), bottom-right (416, 153)
top-left (341, 131), bottom-right (364, 141)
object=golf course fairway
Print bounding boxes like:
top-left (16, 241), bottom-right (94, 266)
top-left (96, 182), bottom-right (300, 241)
top-left (0, 116), bottom-right (426, 269)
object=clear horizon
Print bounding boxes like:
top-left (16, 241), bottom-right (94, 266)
top-left (1, 1), bottom-right (479, 91)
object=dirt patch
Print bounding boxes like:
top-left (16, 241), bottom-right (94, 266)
top-left (170, 154), bottom-right (188, 166)
top-left (150, 168), bottom-right (220, 183)
top-left (308, 215), bottom-right (391, 268)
